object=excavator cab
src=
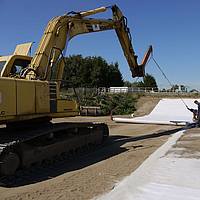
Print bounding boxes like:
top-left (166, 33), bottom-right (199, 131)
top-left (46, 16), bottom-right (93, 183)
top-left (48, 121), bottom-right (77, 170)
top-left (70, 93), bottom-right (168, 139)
top-left (0, 55), bottom-right (32, 77)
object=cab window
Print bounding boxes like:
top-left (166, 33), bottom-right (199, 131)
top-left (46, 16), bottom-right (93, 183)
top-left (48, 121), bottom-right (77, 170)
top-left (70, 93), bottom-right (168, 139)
top-left (10, 59), bottom-right (31, 75)
top-left (0, 61), bottom-right (6, 74)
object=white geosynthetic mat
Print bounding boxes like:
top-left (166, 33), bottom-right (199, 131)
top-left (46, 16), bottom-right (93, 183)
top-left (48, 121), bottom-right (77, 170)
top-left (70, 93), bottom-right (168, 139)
top-left (95, 127), bottom-right (200, 200)
top-left (114, 98), bottom-right (197, 125)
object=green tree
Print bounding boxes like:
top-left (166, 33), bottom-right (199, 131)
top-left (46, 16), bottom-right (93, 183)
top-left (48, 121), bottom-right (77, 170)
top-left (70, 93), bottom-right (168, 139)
top-left (124, 74), bottom-right (158, 90)
top-left (170, 84), bottom-right (178, 92)
top-left (106, 62), bottom-right (124, 87)
top-left (133, 81), bottom-right (144, 88)
top-left (88, 56), bottom-right (108, 87)
top-left (57, 55), bottom-right (124, 88)
top-left (123, 81), bottom-right (132, 87)
top-left (143, 73), bottom-right (158, 89)
top-left (60, 54), bottom-right (84, 88)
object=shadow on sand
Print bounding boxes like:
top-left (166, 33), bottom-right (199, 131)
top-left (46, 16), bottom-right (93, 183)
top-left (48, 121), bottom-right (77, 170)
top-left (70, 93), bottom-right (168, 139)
top-left (8, 127), bottom-right (181, 187)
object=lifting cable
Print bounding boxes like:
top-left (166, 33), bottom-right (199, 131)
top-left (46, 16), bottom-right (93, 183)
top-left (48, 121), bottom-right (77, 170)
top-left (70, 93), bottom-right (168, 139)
top-left (147, 53), bottom-right (190, 109)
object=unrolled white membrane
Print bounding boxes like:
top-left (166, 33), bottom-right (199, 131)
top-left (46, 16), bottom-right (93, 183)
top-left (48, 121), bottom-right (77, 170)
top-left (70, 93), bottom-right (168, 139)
top-left (95, 126), bottom-right (200, 200)
top-left (113, 99), bottom-right (197, 126)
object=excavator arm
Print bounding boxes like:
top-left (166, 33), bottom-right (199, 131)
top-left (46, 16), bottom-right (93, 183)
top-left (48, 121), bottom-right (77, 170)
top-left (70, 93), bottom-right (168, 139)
top-left (112, 5), bottom-right (141, 78)
top-left (24, 5), bottom-right (152, 81)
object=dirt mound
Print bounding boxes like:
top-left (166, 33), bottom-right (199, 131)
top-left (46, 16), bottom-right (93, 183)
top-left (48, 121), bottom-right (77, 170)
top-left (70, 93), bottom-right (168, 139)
top-left (134, 96), bottom-right (161, 117)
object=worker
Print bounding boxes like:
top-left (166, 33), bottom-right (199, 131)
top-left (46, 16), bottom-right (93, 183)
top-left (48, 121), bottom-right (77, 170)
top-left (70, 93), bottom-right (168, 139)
top-left (187, 107), bottom-right (198, 121)
top-left (194, 100), bottom-right (200, 127)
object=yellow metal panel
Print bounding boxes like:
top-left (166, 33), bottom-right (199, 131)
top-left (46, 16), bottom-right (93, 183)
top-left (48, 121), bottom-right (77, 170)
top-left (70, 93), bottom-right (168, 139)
top-left (0, 55), bottom-right (12, 62)
top-left (80, 6), bottom-right (106, 17)
top-left (49, 111), bottom-right (78, 118)
top-left (14, 42), bottom-right (34, 56)
top-left (57, 100), bottom-right (78, 113)
top-left (0, 77), bottom-right (16, 116)
top-left (17, 79), bottom-right (35, 115)
top-left (35, 81), bottom-right (50, 113)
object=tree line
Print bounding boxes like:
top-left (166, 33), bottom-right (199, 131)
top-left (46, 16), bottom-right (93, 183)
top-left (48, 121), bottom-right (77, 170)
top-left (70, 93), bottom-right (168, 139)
top-left (124, 73), bottom-right (158, 90)
top-left (56, 54), bottom-right (124, 89)
top-left (53, 54), bottom-right (158, 89)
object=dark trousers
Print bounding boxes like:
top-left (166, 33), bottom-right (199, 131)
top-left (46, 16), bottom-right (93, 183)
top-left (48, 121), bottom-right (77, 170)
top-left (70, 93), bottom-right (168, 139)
top-left (197, 118), bottom-right (200, 127)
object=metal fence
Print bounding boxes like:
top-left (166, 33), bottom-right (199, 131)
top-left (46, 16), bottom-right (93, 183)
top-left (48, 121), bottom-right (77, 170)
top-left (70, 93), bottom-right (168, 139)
top-left (63, 87), bottom-right (198, 96)
top-left (99, 87), bottom-right (199, 95)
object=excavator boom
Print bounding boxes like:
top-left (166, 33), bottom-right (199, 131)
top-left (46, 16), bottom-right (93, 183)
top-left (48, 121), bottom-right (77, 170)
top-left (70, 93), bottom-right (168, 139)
top-left (21, 5), bottom-right (151, 81)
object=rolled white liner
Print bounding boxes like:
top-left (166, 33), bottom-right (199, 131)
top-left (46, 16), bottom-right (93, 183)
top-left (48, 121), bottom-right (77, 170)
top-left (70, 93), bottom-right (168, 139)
top-left (114, 118), bottom-right (190, 126)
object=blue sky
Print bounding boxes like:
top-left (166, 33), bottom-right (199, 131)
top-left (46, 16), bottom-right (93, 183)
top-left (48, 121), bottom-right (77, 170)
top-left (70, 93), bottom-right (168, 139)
top-left (0, 0), bottom-right (200, 90)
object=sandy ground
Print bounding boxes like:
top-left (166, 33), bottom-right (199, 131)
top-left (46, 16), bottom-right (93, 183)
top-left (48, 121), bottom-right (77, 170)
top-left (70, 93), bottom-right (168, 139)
top-left (0, 97), bottom-right (184, 200)
top-left (167, 127), bottom-right (200, 159)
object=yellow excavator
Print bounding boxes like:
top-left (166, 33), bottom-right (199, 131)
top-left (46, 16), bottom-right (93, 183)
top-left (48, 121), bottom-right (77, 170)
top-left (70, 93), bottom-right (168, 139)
top-left (0, 5), bottom-right (152, 179)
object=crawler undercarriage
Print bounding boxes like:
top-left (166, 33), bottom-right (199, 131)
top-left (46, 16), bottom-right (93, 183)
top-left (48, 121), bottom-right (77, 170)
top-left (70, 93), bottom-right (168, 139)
top-left (0, 120), bottom-right (109, 185)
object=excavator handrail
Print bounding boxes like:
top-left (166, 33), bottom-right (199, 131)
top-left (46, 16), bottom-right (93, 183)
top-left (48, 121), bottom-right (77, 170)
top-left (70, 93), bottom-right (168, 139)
top-left (43, 46), bottom-right (80, 105)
